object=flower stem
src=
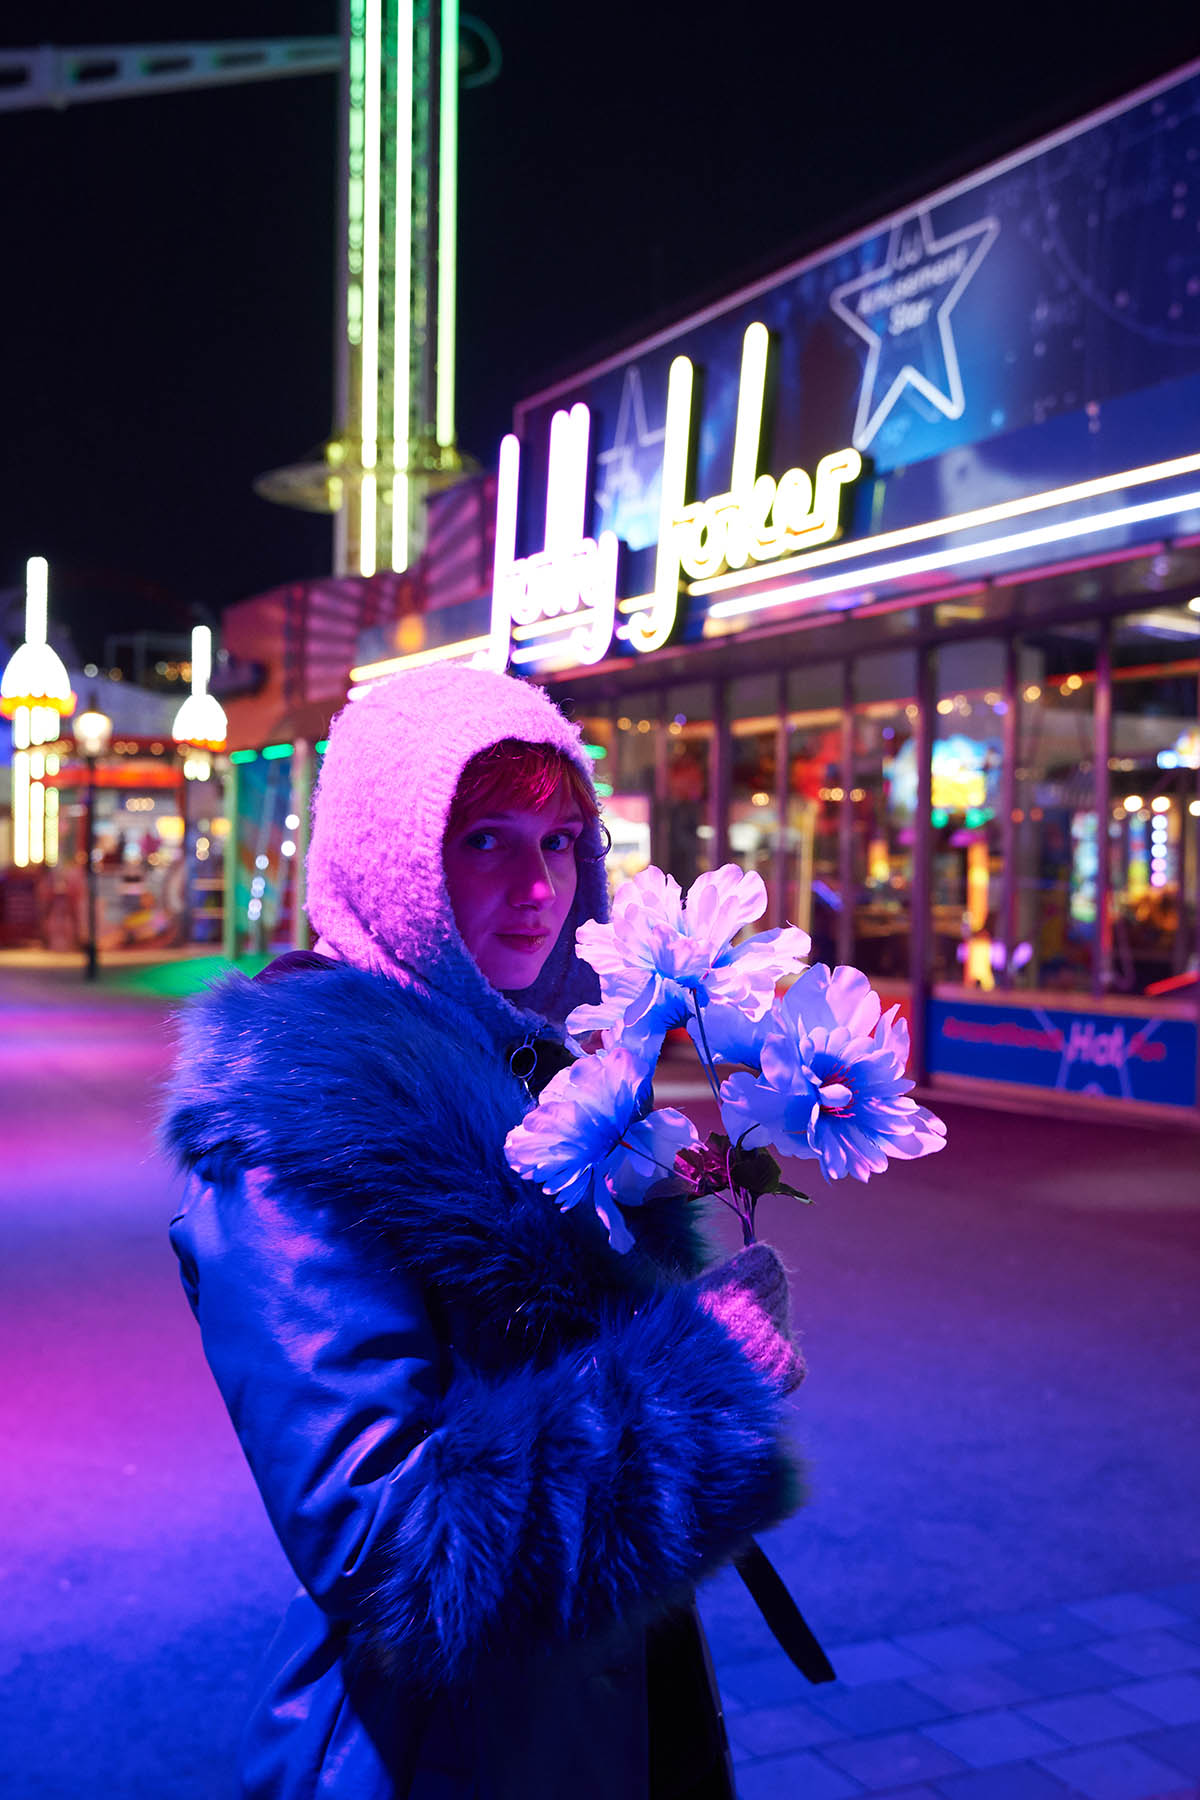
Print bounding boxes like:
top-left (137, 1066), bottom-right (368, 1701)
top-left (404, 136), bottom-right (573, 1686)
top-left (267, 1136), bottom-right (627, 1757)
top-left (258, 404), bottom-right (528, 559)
top-left (691, 994), bottom-right (724, 1105)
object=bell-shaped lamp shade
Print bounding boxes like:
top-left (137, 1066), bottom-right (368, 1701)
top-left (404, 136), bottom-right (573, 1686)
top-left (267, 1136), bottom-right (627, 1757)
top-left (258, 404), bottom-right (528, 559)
top-left (172, 626), bottom-right (228, 752)
top-left (0, 557), bottom-right (76, 718)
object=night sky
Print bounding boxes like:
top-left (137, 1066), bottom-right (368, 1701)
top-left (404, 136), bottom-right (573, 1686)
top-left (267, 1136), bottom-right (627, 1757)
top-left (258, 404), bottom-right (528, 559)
top-left (2, 4), bottom-right (1198, 664)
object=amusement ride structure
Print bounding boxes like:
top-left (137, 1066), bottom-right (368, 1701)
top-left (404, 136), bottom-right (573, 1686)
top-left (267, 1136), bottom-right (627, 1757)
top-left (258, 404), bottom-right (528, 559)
top-left (1, 7), bottom-right (493, 878)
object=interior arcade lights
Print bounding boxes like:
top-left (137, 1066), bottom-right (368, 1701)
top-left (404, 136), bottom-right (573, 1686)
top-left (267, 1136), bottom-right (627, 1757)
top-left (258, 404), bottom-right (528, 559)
top-left (0, 557), bottom-right (76, 868)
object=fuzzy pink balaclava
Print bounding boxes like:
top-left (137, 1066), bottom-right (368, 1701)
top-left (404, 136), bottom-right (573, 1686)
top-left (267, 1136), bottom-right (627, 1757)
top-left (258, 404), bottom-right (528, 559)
top-left (305, 665), bottom-right (609, 1051)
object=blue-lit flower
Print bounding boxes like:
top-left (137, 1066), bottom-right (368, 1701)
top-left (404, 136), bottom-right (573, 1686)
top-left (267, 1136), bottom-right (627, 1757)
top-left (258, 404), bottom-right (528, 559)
top-left (504, 1045), bottom-right (700, 1252)
top-left (719, 964), bottom-right (946, 1182)
top-left (570, 864), bottom-right (810, 1056)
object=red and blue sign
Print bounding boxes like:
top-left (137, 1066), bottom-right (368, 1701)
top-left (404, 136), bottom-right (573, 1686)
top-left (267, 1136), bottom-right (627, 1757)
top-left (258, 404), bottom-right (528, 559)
top-left (928, 997), bottom-right (1198, 1109)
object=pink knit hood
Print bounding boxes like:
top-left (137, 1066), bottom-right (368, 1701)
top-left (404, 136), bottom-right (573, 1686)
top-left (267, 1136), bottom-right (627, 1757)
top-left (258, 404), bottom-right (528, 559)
top-left (305, 665), bottom-right (609, 1050)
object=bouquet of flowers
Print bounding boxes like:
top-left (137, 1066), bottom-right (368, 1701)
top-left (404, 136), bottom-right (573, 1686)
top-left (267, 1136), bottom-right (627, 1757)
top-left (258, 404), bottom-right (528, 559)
top-left (504, 864), bottom-right (946, 1253)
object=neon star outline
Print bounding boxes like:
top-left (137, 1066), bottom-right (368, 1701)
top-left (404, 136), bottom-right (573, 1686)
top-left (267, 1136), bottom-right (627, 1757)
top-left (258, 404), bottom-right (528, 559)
top-left (594, 364), bottom-right (666, 530)
top-left (830, 207), bottom-right (999, 451)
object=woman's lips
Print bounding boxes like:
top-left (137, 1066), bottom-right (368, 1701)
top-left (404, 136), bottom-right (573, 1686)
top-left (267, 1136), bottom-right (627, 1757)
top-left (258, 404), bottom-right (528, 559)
top-left (496, 931), bottom-right (548, 953)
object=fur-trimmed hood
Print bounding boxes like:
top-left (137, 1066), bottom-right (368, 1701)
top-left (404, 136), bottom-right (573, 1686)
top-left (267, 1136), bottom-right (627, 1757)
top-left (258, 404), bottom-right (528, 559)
top-left (163, 961), bottom-right (711, 1354)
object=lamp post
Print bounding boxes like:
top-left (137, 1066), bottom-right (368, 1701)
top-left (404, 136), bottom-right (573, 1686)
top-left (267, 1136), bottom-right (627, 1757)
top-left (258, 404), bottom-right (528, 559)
top-left (73, 698), bottom-right (112, 980)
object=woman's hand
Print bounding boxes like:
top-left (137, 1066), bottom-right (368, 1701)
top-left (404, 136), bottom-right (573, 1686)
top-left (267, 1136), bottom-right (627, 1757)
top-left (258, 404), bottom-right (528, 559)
top-left (695, 1244), bottom-right (806, 1395)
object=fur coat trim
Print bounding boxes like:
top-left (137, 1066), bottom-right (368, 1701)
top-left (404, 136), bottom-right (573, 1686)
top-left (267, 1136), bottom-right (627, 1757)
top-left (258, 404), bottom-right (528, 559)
top-left (163, 960), bottom-right (712, 1351)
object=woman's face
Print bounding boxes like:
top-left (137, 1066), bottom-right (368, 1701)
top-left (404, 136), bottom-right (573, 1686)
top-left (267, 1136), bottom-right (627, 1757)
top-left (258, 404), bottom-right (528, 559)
top-left (443, 784), bottom-right (584, 990)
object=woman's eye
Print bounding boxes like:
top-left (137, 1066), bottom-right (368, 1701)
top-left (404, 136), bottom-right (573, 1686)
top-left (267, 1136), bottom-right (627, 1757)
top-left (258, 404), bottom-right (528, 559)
top-left (465, 830), bottom-right (498, 850)
top-left (545, 832), bottom-right (578, 853)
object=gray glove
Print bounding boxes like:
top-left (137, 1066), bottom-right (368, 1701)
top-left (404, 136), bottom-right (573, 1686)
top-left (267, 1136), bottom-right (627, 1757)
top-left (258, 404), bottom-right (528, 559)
top-left (696, 1244), bottom-right (806, 1395)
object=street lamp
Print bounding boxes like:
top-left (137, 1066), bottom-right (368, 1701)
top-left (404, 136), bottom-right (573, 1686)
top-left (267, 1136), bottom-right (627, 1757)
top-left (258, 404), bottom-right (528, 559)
top-left (73, 696), bottom-right (112, 981)
top-left (172, 627), bottom-right (228, 946)
top-left (0, 557), bottom-right (76, 868)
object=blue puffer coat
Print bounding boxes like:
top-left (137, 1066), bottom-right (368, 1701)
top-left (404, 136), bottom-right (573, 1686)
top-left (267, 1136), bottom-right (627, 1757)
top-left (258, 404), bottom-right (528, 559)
top-left (164, 959), bottom-right (805, 1798)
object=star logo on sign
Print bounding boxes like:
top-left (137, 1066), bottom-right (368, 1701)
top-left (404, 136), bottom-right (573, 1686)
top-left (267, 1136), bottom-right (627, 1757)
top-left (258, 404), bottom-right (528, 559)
top-left (595, 365), bottom-right (666, 549)
top-left (830, 207), bottom-right (999, 451)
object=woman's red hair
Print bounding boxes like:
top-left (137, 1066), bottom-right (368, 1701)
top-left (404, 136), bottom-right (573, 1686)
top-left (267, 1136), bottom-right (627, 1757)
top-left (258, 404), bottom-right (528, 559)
top-left (446, 738), bottom-right (599, 836)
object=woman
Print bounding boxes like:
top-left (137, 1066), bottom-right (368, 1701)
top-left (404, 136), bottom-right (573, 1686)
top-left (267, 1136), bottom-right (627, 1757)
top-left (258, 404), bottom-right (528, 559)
top-left (164, 664), bottom-right (806, 1799)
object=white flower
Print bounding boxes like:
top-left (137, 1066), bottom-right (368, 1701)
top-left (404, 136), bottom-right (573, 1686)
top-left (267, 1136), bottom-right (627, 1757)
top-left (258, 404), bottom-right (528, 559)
top-left (719, 964), bottom-right (947, 1182)
top-left (504, 1045), bottom-right (699, 1252)
top-left (570, 864), bottom-right (810, 1055)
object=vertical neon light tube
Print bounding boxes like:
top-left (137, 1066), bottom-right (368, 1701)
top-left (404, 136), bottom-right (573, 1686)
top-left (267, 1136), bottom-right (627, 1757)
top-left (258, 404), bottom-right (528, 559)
top-left (191, 625), bottom-right (211, 697)
top-left (563, 403), bottom-right (591, 548)
top-left (13, 705), bottom-right (29, 868)
top-left (29, 740), bottom-right (45, 865)
top-left (730, 322), bottom-right (768, 496)
top-left (359, 0), bottom-right (383, 576)
top-left (630, 354), bottom-right (693, 653)
top-left (26, 555), bottom-right (48, 646)
top-left (489, 432), bottom-right (520, 670)
top-left (436, 0), bottom-right (459, 451)
top-left (347, 1), bottom-right (366, 349)
top-left (391, 0), bottom-right (415, 572)
top-left (544, 409), bottom-right (572, 557)
top-left (45, 761), bottom-right (59, 867)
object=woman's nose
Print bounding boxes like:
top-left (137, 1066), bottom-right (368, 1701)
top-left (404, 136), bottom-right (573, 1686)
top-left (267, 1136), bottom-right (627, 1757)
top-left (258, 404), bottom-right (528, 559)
top-left (509, 849), bottom-right (553, 904)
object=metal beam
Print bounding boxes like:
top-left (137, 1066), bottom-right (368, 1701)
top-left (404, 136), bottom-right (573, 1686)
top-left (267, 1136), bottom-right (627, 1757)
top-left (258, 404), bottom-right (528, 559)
top-left (0, 39), bottom-right (342, 113)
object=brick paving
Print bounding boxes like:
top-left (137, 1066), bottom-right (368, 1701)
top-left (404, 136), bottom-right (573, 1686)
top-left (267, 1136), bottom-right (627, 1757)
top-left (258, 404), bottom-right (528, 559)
top-left (702, 1581), bottom-right (1200, 1798)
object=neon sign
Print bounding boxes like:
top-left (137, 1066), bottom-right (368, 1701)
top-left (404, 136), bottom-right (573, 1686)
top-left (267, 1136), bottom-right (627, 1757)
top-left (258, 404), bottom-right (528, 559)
top-left (490, 403), bottom-right (619, 669)
top-left (671, 323), bottom-right (861, 582)
top-left (490, 322), bottom-right (862, 668)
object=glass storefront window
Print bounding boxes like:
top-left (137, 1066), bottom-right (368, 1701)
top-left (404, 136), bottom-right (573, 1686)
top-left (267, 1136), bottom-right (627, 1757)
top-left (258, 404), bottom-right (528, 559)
top-left (851, 651), bottom-right (918, 981)
top-left (1012, 625), bottom-right (1098, 993)
top-left (1108, 607), bottom-right (1199, 997)
top-left (665, 683), bottom-right (712, 891)
top-left (784, 709), bottom-right (842, 963)
top-left (930, 640), bottom-right (1007, 988)
top-left (729, 674), bottom-right (780, 917)
top-left (607, 698), bottom-right (655, 888)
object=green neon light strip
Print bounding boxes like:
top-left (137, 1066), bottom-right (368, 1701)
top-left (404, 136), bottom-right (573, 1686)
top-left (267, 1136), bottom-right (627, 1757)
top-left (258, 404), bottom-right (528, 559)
top-left (315, 739), bottom-right (330, 754)
top-left (583, 743), bottom-right (607, 760)
top-left (392, 0), bottom-right (415, 573)
top-left (594, 782), bottom-right (614, 798)
top-left (261, 743), bottom-right (295, 760)
top-left (229, 749), bottom-right (258, 764)
top-left (347, 0), bottom-right (366, 340)
top-left (436, 0), bottom-right (459, 450)
top-left (359, 0), bottom-right (383, 575)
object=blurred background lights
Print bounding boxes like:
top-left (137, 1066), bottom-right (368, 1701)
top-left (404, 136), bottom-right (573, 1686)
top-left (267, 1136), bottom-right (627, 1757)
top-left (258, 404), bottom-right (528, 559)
top-left (1122, 794), bottom-right (1144, 812)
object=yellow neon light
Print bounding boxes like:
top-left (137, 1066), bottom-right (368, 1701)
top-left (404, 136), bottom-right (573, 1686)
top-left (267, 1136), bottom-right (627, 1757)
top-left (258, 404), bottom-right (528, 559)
top-left (45, 783), bottom-right (59, 868)
top-left (730, 322), bottom-right (768, 496)
top-left (673, 446), bottom-right (862, 582)
top-left (359, 0), bottom-right (382, 575)
top-left (392, 0), bottom-right (415, 573)
top-left (349, 633), bottom-right (493, 680)
top-left (436, 0), bottom-right (459, 451)
top-left (360, 472), bottom-right (378, 577)
top-left (13, 707), bottom-right (29, 867)
top-left (688, 447), bottom-right (1200, 599)
top-left (623, 354), bottom-right (694, 654)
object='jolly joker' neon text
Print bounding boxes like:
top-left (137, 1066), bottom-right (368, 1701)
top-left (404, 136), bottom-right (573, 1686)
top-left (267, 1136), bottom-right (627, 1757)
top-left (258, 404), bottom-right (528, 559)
top-left (489, 322), bottom-right (863, 668)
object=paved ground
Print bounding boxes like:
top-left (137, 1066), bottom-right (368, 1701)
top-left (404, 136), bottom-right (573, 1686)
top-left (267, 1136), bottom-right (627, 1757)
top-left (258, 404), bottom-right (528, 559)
top-left (2, 955), bottom-right (1199, 1798)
